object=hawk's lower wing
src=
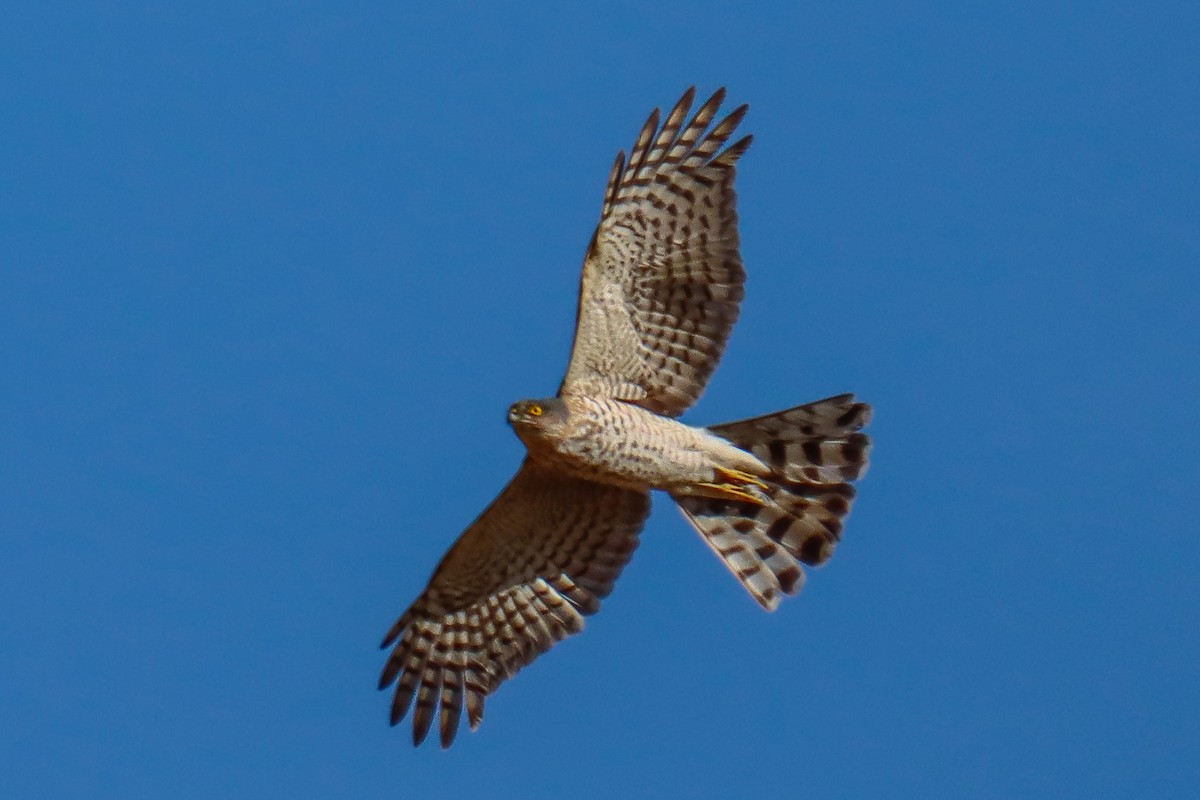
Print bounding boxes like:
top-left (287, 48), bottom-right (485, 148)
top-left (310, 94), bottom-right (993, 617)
top-left (378, 460), bottom-right (651, 747)
top-left (558, 87), bottom-right (751, 416)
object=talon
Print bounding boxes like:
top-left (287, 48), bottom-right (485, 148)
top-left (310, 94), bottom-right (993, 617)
top-left (695, 482), bottom-right (767, 505)
top-left (714, 467), bottom-right (770, 492)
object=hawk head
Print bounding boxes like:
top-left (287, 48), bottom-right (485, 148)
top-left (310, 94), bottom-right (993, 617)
top-left (507, 398), bottom-right (568, 432)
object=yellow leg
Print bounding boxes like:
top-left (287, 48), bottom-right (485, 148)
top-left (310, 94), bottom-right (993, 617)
top-left (714, 467), bottom-right (771, 492)
top-left (695, 482), bottom-right (767, 505)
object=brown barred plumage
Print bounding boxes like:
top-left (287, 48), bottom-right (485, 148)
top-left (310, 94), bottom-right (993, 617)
top-left (676, 395), bottom-right (873, 610)
top-left (380, 89), bottom-right (872, 748)
top-left (379, 463), bottom-right (648, 747)
top-left (560, 87), bottom-right (751, 416)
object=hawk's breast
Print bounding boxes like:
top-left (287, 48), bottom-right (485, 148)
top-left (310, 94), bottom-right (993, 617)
top-left (526, 395), bottom-right (728, 491)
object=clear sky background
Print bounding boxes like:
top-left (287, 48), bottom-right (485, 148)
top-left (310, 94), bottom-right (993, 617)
top-left (2, 2), bottom-right (1197, 798)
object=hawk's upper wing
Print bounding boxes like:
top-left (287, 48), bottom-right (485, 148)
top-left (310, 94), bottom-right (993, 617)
top-left (558, 87), bottom-right (752, 417)
top-left (378, 461), bottom-right (651, 748)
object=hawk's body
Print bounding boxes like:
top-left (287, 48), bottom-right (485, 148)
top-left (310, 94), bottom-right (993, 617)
top-left (380, 88), bottom-right (873, 748)
top-left (515, 395), bottom-right (767, 493)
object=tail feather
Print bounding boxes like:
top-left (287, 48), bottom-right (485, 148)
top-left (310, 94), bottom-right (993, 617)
top-left (686, 499), bottom-right (806, 609)
top-left (712, 393), bottom-right (871, 483)
top-left (674, 394), bottom-right (872, 610)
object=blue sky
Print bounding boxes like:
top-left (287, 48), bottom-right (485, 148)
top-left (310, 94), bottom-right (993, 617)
top-left (2, 2), bottom-right (1197, 798)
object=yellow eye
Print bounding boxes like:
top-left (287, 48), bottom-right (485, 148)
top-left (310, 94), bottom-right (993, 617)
top-left (528, 404), bottom-right (543, 417)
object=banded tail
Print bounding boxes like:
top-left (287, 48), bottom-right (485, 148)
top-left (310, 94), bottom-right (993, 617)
top-left (673, 394), bottom-right (872, 611)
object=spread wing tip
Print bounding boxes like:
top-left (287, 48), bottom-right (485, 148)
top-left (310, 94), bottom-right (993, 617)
top-left (715, 133), bottom-right (753, 166)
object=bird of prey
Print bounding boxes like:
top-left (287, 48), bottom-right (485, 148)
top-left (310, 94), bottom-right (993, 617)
top-left (379, 87), bottom-right (872, 748)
